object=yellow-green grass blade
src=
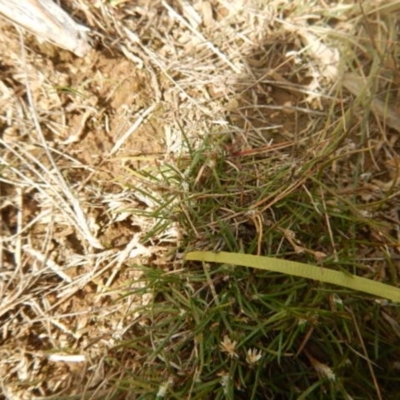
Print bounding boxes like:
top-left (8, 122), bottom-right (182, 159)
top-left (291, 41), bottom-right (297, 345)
top-left (185, 251), bottom-right (400, 302)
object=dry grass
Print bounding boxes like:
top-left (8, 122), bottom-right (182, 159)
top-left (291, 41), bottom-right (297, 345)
top-left (1, 0), bottom-right (400, 399)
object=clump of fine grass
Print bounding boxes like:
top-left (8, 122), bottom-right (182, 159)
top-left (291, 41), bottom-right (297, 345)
top-left (106, 3), bottom-right (400, 399)
top-left (116, 120), bottom-right (400, 398)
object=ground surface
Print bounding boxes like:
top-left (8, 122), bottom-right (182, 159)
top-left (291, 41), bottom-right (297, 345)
top-left (1, 0), bottom-right (400, 399)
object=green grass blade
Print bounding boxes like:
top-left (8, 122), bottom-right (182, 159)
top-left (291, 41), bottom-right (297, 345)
top-left (185, 252), bottom-right (400, 302)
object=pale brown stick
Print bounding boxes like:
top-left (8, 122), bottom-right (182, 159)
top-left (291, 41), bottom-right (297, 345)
top-left (0, 0), bottom-right (90, 56)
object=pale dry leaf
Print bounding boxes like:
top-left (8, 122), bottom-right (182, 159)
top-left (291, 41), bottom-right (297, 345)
top-left (343, 72), bottom-right (400, 133)
top-left (0, 0), bottom-right (91, 56)
top-left (299, 30), bottom-right (340, 82)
